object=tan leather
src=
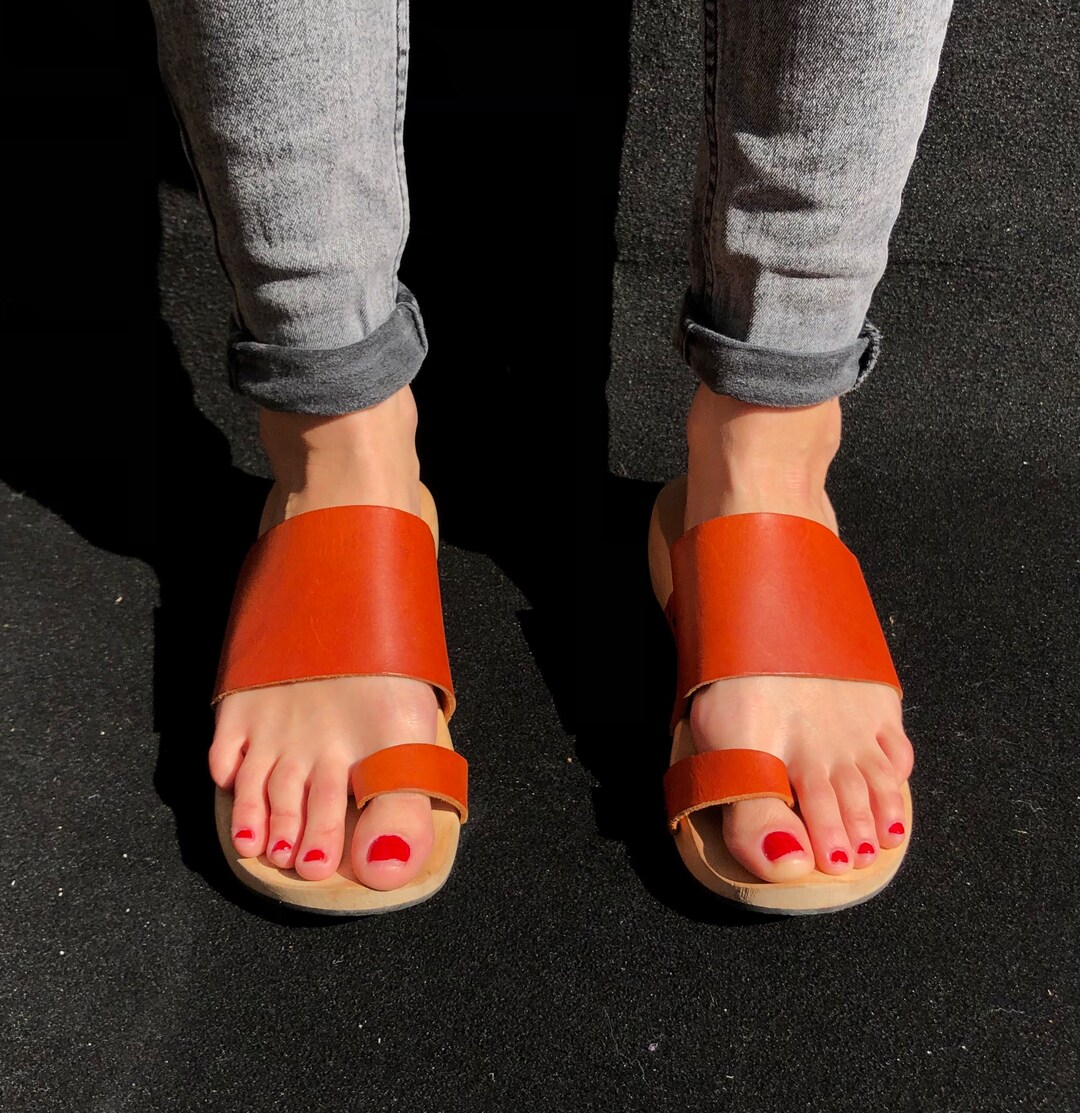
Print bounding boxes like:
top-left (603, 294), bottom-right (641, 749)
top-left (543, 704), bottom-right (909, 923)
top-left (664, 748), bottom-right (794, 832)
top-left (351, 742), bottom-right (469, 824)
top-left (667, 512), bottom-right (901, 731)
top-left (211, 504), bottom-right (455, 716)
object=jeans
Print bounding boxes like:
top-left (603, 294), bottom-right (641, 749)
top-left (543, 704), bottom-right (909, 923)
top-left (149, 0), bottom-right (422, 414)
top-left (149, 0), bottom-right (953, 414)
top-left (681, 0), bottom-right (954, 406)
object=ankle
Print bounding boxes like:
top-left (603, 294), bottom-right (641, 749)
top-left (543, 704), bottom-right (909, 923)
top-left (688, 388), bottom-right (839, 480)
top-left (685, 388), bottom-right (841, 528)
top-left (259, 387), bottom-right (419, 492)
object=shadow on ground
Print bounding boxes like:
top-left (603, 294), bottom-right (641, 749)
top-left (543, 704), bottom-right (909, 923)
top-left (1, 0), bottom-right (773, 926)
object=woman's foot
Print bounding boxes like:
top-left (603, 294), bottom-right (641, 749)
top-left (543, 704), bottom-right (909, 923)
top-left (209, 386), bottom-right (441, 891)
top-left (684, 386), bottom-right (914, 883)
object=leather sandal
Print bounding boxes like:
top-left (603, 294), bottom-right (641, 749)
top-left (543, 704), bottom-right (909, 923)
top-left (648, 476), bottom-right (912, 915)
top-left (210, 484), bottom-right (467, 915)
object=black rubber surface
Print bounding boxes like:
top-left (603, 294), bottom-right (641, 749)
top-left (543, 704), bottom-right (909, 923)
top-left (3, 2), bottom-right (1077, 1110)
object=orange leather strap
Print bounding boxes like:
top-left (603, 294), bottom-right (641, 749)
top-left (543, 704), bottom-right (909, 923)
top-left (664, 748), bottom-right (793, 832)
top-left (211, 505), bottom-right (455, 716)
top-left (667, 513), bottom-right (900, 731)
top-left (351, 744), bottom-right (468, 824)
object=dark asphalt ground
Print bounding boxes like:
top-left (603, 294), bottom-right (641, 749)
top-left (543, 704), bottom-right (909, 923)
top-left (3, 2), bottom-right (1077, 1110)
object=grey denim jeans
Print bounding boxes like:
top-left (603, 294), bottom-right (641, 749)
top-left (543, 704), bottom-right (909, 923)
top-left (149, 0), bottom-right (422, 414)
top-left (682, 0), bottom-right (954, 406)
top-left (150, 1), bottom-right (953, 414)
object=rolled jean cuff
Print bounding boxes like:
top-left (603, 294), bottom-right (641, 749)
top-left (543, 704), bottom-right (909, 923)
top-left (674, 290), bottom-right (882, 408)
top-left (226, 283), bottom-right (428, 415)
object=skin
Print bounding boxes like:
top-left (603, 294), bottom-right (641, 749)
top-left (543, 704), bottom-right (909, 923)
top-left (209, 386), bottom-right (441, 891)
top-left (683, 387), bottom-right (914, 881)
top-left (211, 382), bottom-right (913, 890)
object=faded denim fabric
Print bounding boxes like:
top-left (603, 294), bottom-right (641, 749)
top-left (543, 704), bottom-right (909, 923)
top-left (149, 0), bottom-right (421, 414)
top-left (679, 0), bottom-right (954, 406)
top-left (150, 1), bottom-right (954, 414)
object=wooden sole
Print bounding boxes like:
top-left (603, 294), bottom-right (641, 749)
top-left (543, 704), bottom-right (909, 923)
top-left (649, 476), bottom-right (912, 916)
top-left (214, 483), bottom-right (464, 916)
top-left (215, 717), bottom-right (461, 916)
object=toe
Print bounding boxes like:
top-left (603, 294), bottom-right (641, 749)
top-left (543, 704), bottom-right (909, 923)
top-left (265, 757), bottom-right (308, 870)
top-left (831, 762), bottom-right (879, 867)
top-left (722, 797), bottom-right (815, 882)
top-left (789, 769), bottom-right (855, 875)
top-left (229, 754), bottom-right (273, 858)
top-left (293, 762), bottom-right (349, 880)
top-left (352, 788), bottom-right (435, 891)
top-left (860, 751), bottom-right (908, 849)
top-left (878, 727), bottom-right (915, 781)
top-left (209, 729), bottom-right (246, 790)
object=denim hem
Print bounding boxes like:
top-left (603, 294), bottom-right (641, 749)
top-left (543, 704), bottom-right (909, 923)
top-left (226, 282), bottom-right (428, 415)
top-left (673, 289), bottom-right (882, 407)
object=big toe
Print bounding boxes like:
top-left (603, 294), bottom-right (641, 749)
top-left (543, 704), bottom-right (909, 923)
top-left (351, 791), bottom-right (435, 890)
top-left (723, 798), bottom-right (815, 882)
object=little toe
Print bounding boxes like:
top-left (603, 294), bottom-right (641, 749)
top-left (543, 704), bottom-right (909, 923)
top-left (265, 758), bottom-right (308, 870)
top-left (230, 755), bottom-right (273, 858)
top-left (293, 763), bottom-right (349, 880)
top-left (860, 752), bottom-right (908, 849)
top-left (352, 789), bottom-right (435, 891)
top-left (722, 797), bottom-right (815, 882)
top-left (878, 727), bottom-right (915, 781)
top-left (832, 763), bottom-right (879, 867)
top-left (208, 729), bottom-right (246, 791)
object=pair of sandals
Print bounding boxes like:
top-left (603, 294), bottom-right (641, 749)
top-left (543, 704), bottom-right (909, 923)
top-left (213, 479), bottom-right (911, 916)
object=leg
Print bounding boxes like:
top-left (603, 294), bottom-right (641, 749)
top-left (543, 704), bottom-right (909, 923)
top-left (150, 0), bottom-right (441, 890)
top-left (677, 0), bottom-right (952, 882)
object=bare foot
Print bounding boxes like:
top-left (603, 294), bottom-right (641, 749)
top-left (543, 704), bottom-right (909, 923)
top-left (209, 386), bottom-right (444, 891)
top-left (683, 386), bottom-right (914, 882)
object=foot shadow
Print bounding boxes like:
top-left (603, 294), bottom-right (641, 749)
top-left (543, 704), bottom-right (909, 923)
top-left (2, 5), bottom-right (589, 922)
top-left (566, 7), bottom-right (769, 926)
top-left (2, 6), bottom-right (289, 915)
top-left (3, 4), bottom-right (752, 924)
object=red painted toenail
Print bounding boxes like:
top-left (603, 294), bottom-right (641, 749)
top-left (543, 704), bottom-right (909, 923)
top-left (857, 842), bottom-right (875, 855)
top-left (762, 832), bottom-right (804, 861)
top-left (889, 822), bottom-right (905, 836)
top-left (235, 829), bottom-right (254, 840)
top-left (302, 849), bottom-right (326, 863)
top-left (830, 849), bottom-right (849, 864)
top-left (368, 835), bottom-right (411, 864)
top-left (271, 840), bottom-right (291, 854)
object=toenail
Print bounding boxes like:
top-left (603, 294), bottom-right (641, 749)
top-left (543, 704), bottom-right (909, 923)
top-left (889, 822), bottom-right (905, 836)
top-left (857, 841), bottom-right (875, 855)
top-left (302, 849), bottom-right (326, 863)
top-left (271, 840), bottom-right (291, 854)
top-left (762, 832), bottom-right (804, 861)
top-left (830, 849), bottom-right (849, 864)
top-left (368, 834), bottom-right (411, 864)
top-left (235, 829), bottom-right (254, 840)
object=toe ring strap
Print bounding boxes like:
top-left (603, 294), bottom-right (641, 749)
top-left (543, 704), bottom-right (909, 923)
top-left (664, 749), bottom-right (793, 833)
top-left (351, 744), bottom-right (469, 825)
